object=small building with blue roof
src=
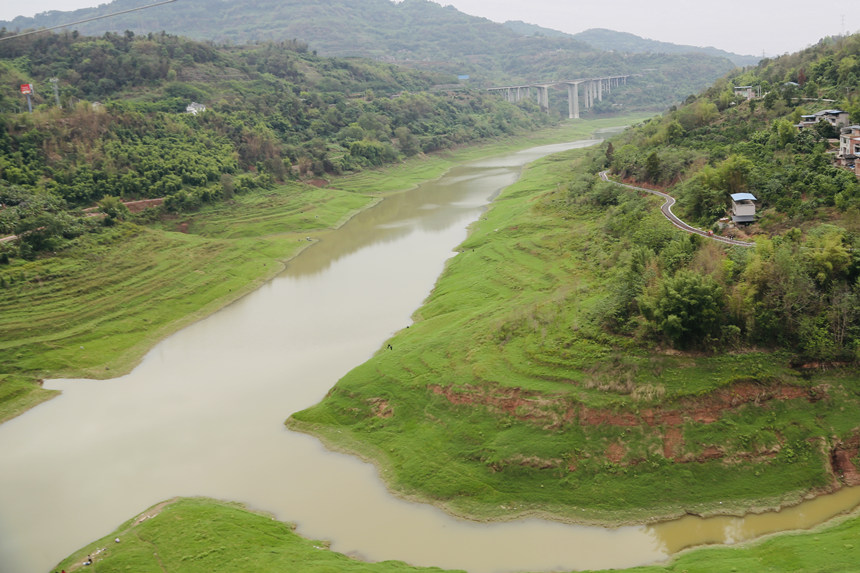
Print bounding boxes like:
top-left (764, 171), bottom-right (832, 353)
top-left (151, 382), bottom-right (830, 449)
top-left (730, 192), bottom-right (757, 223)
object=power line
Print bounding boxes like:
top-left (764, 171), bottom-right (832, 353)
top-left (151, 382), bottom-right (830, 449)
top-left (0, 0), bottom-right (178, 42)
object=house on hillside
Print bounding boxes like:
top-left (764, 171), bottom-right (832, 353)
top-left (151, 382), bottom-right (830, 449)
top-left (838, 125), bottom-right (860, 176)
top-left (730, 192), bottom-right (757, 224)
top-left (186, 102), bottom-right (206, 115)
top-left (796, 109), bottom-right (850, 130)
top-left (839, 125), bottom-right (860, 161)
top-left (733, 85), bottom-right (756, 100)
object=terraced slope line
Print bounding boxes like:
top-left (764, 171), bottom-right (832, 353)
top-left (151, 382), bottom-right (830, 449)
top-left (599, 171), bottom-right (755, 247)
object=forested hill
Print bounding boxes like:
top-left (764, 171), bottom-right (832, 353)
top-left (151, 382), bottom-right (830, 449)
top-left (1, 0), bottom-right (737, 107)
top-left (3, 0), bottom-right (548, 59)
top-left (598, 33), bottom-right (860, 359)
top-left (0, 31), bottom-right (552, 257)
top-left (502, 23), bottom-right (758, 68)
top-left (570, 28), bottom-right (760, 68)
top-left (283, 36), bottom-right (860, 527)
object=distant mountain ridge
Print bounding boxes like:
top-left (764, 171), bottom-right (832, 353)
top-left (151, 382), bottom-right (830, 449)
top-left (0, 0), bottom-right (738, 109)
top-left (571, 28), bottom-right (760, 67)
top-left (504, 22), bottom-right (758, 67)
top-left (2, 0), bottom-right (591, 59)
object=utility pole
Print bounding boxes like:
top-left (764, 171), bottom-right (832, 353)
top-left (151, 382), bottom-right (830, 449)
top-left (20, 83), bottom-right (33, 113)
top-left (49, 78), bottom-right (61, 108)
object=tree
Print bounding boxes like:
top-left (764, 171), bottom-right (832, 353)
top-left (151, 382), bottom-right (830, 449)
top-left (763, 90), bottom-right (778, 110)
top-left (803, 226), bottom-right (851, 286)
top-left (715, 154), bottom-right (754, 195)
top-left (98, 195), bottom-right (129, 224)
top-left (679, 167), bottom-right (730, 223)
top-left (652, 270), bottom-right (725, 348)
top-left (770, 119), bottom-right (796, 149)
top-left (394, 126), bottom-right (420, 157)
top-left (220, 174), bottom-right (235, 200)
top-left (645, 151), bottom-right (661, 183)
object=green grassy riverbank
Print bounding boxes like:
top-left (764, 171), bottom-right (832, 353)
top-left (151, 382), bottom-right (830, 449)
top-left (55, 496), bottom-right (860, 573)
top-left (0, 117), bottom-right (647, 424)
top-left (288, 143), bottom-right (858, 524)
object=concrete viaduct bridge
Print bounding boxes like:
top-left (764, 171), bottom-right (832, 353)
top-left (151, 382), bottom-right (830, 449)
top-left (488, 75), bottom-right (632, 118)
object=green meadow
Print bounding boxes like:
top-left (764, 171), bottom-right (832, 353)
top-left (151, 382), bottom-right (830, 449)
top-left (54, 498), bottom-right (464, 573)
top-left (55, 497), bottom-right (860, 573)
top-left (288, 144), bottom-right (856, 524)
top-left (43, 116), bottom-right (859, 571)
top-left (0, 117), bottom-right (646, 424)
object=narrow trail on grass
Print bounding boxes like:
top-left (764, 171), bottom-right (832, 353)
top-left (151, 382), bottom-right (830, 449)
top-left (599, 170), bottom-right (756, 247)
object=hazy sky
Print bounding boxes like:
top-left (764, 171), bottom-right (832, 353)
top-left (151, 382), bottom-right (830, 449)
top-left (2, 0), bottom-right (859, 57)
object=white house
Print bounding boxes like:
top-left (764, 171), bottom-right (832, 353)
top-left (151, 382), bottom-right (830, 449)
top-left (839, 125), bottom-right (860, 160)
top-left (733, 86), bottom-right (755, 100)
top-left (797, 109), bottom-right (850, 130)
top-left (186, 102), bottom-right (206, 115)
top-left (730, 192), bottom-right (757, 223)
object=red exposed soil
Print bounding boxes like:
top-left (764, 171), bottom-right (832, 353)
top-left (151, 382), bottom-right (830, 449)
top-left (122, 198), bottom-right (164, 213)
top-left (429, 381), bottom-right (828, 470)
top-left (607, 442), bottom-right (626, 464)
top-left (369, 398), bottom-right (393, 418)
top-left (831, 434), bottom-right (860, 486)
top-left (662, 427), bottom-right (683, 459)
top-left (429, 381), bottom-right (820, 432)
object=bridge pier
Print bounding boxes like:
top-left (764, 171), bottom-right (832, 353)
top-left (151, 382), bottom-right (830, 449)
top-left (535, 85), bottom-right (550, 113)
top-left (488, 75), bottom-right (633, 117)
top-left (567, 82), bottom-right (580, 119)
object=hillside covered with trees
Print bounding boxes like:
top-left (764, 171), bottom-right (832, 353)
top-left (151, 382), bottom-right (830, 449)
top-left (1, 0), bottom-right (738, 109)
top-left (1, 7), bottom-right (858, 573)
top-left (288, 34), bottom-right (860, 526)
top-left (0, 30), bottom-right (552, 259)
top-left (603, 33), bottom-right (860, 361)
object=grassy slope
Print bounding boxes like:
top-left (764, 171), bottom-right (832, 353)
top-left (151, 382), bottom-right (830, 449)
top-left (55, 496), bottom-right (860, 573)
top-left (0, 117), bottom-right (646, 424)
top-left (288, 145), bottom-right (857, 524)
top-left (54, 497), bottom-right (464, 573)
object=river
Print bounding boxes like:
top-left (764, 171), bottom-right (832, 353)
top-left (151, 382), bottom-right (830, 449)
top-left (0, 138), bottom-right (857, 573)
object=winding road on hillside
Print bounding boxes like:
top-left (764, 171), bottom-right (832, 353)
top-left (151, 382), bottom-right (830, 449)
top-left (599, 171), bottom-right (755, 247)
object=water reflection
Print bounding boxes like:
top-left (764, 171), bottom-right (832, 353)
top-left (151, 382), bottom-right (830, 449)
top-left (288, 166), bottom-right (521, 278)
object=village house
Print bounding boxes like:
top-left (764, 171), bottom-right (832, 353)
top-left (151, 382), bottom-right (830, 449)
top-left (186, 102), bottom-right (207, 115)
top-left (796, 109), bottom-right (850, 130)
top-left (733, 85), bottom-right (756, 100)
top-left (730, 192), bottom-right (757, 224)
top-left (838, 125), bottom-right (860, 176)
top-left (838, 125), bottom-right (860, 161)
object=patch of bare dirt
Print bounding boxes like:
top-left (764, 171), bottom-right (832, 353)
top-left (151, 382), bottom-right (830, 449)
top-left (607, 442), bottom-right (626, 464)
top-left (429, 381), bottom-right (826, 469)
top-left (662, 427), bottom-right (683, 459)
top-left (368, 397), bottom-right (393, 418)
top-left (430, 381), bottom-right (822, 431)
top-left (831, 433), bottom-right (860, 486)
top-left (122, 198), bottom-right (164, 213)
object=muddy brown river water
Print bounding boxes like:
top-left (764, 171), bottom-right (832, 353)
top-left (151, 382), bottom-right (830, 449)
top-left (0, 139), bottom-right (858, 573)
